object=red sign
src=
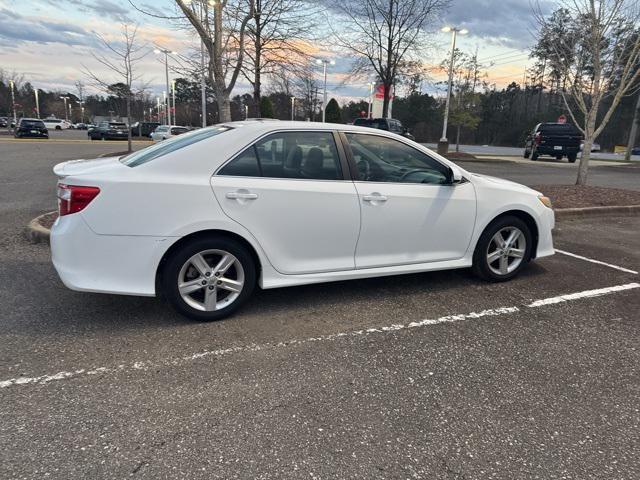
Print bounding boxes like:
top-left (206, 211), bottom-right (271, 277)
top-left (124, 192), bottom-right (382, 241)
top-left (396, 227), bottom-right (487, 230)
top-left (557, 114), bottom-right (567, 124)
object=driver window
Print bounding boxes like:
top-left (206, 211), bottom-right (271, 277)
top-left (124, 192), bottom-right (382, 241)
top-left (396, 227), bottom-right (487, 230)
top-left (345, 133), bottom-right (450, 185)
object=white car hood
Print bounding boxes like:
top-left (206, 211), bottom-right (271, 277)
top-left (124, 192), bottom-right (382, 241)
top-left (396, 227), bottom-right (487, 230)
top-left (53, 156), bottom-right (126, 178)
top-left (470, 173), bottom-right (541, 195)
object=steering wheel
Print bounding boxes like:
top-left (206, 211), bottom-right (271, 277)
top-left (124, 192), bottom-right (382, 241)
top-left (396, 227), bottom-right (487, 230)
top-left (356, 158), bottom-right (372, 180)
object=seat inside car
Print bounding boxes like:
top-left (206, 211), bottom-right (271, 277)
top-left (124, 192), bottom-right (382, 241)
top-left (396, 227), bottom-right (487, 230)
top-left (284, 145), bottom-right (303, 178)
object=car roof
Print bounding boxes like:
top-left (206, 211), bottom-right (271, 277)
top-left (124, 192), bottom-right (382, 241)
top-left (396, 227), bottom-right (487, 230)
top-left (218, 120), bottom-right (396, 136)
top-left (20, 118), bottom-right (42, 121)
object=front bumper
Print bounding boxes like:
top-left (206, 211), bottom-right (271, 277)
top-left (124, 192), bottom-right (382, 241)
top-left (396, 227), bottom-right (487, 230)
top-left (51, 214), bottom-right (175, 296)
top-left (535, 206), bottom-right (555, 259)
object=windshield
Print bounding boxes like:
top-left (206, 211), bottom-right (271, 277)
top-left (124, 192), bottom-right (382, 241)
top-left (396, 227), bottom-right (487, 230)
top-left (121, 126), bottom-right (232, 167)
top-left (109, 123), bottom-right (127, 130)
top-left (21, 120), bottom-right (45, 127)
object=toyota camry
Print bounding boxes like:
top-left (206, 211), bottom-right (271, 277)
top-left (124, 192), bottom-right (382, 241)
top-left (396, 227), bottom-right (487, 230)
top-left (51, 121), bottom-right (554, 321)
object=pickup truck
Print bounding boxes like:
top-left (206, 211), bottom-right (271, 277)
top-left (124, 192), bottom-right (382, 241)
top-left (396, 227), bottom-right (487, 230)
top-left (524, 123), bottom-right (583, 163)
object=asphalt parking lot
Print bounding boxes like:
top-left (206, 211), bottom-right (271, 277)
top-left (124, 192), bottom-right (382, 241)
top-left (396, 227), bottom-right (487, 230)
top-left (1, 131), bottom-right (639, 479)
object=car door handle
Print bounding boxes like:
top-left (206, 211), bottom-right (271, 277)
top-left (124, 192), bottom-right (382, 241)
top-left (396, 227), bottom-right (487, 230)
top-left (363, 194), bottom-right (388, 202)
top-left (226, 191), bottom-right (258, 200)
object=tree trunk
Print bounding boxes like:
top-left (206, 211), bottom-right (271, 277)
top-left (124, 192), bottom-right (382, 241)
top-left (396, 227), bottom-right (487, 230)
top-left (576, 111), bottom-right (597, 186)
top-left (253, 16), bottom-right (262, 118)
top-left (126, 94), bottom-right (132, 153)
top-left (218, 94), bottom-right (231, 123)
top-left (456, 125), bottom-right (461, 152)
top-left (381, 81), bottom-right (391, 118)
top-left (624, 92), bottom-right (640, 162)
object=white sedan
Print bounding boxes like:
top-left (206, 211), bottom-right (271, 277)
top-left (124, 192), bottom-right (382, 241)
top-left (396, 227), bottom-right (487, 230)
top-left (150, 125), bottom-right (190, 142)
top-left (51, 121), bottom-right (555, 321)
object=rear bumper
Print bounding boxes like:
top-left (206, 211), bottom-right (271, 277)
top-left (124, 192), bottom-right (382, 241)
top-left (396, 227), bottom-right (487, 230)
top-left (536, 145), bottom-right (580, 155)
top-left (51, 214), bottom-right (175, 296)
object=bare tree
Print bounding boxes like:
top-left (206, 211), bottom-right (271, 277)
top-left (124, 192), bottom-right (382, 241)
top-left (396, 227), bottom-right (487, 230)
top-left (238, 0), bottom-right (317, 116)
top-left (535, 1), bottom-right (640, 185)
top-left (82, 24), bottom-right (148, 152)
top-left (331, 0), bottom-right (449, 118)
top-left (174, 0), bottom-right (254, 123)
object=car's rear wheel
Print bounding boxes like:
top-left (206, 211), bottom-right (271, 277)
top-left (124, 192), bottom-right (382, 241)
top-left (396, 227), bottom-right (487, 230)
top-left (472, 216), bottom-right (532, 282)
top-left (55, 125), bottom-right (61, 130)
top-left (523, 149), bottom-right (530, 158)
top-left (162, 236), bottom-right (256, 321)
top-left (567, 153), bottom-right (577, 163)
top-left (531, 150), bottom-right (538, 161)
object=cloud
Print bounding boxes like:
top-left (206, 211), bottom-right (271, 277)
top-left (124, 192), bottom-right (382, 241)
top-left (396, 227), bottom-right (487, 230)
top-left (0, 8), bottom-right (93, 46)
top-left (443, 0), bottom-right (555, 49)
top-left (41, 0), bottom-right (133, 22)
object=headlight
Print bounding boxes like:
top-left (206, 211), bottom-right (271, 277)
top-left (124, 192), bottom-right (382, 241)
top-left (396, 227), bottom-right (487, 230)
top-left (538, 195), bottom-right (552, 209)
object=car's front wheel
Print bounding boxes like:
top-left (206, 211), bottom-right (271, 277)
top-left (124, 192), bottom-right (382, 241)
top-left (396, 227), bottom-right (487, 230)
top-left (162, 236), bottom-right (256, 321)
top-left (472, 216), bottom-right (532, 282)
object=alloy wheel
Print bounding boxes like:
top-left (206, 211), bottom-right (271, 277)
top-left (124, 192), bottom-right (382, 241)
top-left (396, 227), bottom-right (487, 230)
top-left (486, 227), bottom-right (526, 276)
top-left (177, 249), bottom-right (245, 312)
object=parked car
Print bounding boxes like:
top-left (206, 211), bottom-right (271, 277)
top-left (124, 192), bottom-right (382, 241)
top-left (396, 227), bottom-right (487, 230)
top-left (131, 121), bottom-right (161, 137)
top-left (42, 118), bottom-right (72, 130)
top-left (0, 117), bottom-right (8, 128)
top-left (353, 117), bottom-right (415, 140)
top-left (524, 123), bottom-right (583, 162)
top-left (13, 118), bottom-right (48, 138)
top-left (580, 140), bottom-right (600, 152)
top-left (74, 123), bottom-right (88, 130)
top-left (88, 121), bottom-right (129, 140)
top-left (151, 125), bottom-right (190, 142)
top-left (51, 121), bottom-right (555, 321)
top-left (631, 146), bottom-right (640, 156)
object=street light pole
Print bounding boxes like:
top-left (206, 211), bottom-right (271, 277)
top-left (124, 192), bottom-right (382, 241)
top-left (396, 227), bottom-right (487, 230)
top-left (316, 59), bottom-right (335, 122)
top-left (171, 80), bottom-right (177, 126)
top-left (291, 96), bottom-right (295, 121)
top-left (9, 80), bottom-right (16, 126)
top-left (438, 26), bottom-right (468, 155)
top-left (367, 82), bottom-right (374, 118)
top-left (60, 96), bottom-right (70, 122)
top-left (34, 88), bottom-right (40, 119)
top-left (155, 47), bottom-right (177, 125)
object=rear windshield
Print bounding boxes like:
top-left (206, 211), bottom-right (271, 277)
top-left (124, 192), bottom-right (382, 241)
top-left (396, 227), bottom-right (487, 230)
top-left (539, 124), bottom-right (580, 135)
top-left (109, 123), bottom-right (127, 129)
top-left (20, 120), bottom-right (45, 127)
top-left (121, 126), bottom-right (232, 167)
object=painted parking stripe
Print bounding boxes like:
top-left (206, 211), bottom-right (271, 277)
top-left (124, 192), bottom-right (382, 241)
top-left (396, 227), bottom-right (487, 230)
top-left (1, 282), bottom-right (638, 389)
top-left (556, 249), bottom-right (638, 275)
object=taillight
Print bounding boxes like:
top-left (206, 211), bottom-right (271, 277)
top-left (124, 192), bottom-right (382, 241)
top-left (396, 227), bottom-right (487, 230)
top-left (534, 132), bottom-right (542, 145)
top-left (57, 184), bottom-right (100, 216)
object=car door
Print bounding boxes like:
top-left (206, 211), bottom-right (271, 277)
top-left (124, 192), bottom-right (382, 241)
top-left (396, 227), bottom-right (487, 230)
top-left (211, 130), bottom-right (361, 275)
top-left (342, 132), bottom-right (477, 269)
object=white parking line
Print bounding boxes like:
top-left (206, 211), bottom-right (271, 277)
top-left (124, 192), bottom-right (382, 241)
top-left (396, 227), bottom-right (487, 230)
top-left (556, 249), bottom-right (639, 275)
top-left (1, 282), bottom-right (638, 389)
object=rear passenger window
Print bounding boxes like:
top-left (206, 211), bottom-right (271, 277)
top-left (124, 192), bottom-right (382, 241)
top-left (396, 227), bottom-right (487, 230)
top-left (218, 147), bottom-right (261, 177)
top-left (218, 131), bottom-right (343, 180)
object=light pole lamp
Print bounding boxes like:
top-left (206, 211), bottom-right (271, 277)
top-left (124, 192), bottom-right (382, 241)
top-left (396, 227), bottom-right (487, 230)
top-left (154, 47), bottom-right (177, 125)
top-left (76, 101), bottom-right (85, 123)
top-left (290, 96), bottom-right (295, 121)
top-left (438, 26), bottom-right (468, 155)
top-left (316, 58), bottom-right (335, 122)
top-left (60, 96), bottom-right (70, 122)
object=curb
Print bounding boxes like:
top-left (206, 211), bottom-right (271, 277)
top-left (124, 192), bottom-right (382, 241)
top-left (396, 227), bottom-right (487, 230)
top-left (24, 211), bottom-right (57, 245)
top-left (555, 205), bottom-right (640, 219)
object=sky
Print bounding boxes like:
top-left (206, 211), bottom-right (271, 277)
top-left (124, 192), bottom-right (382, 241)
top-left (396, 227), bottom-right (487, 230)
top-left (0, 0), bottom-right (553, 103)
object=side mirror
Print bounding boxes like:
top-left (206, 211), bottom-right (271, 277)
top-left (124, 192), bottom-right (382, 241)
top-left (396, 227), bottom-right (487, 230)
top-left (448, 166), bottom-right (463, 184)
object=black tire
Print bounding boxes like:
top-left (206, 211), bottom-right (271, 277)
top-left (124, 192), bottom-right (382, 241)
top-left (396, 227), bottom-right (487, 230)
top-left (472, 215), bottom-right (533, 282)
top-left (567, 153), bottom-right (577, 163)
top-left (162, 236), bottom-right (257, 321)
top-left (55, 125), bottom-right (61, 130)
top-left (531, 149), bottom-right (538, 161)
top-left (523, 149), bottom-right (530, 159)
